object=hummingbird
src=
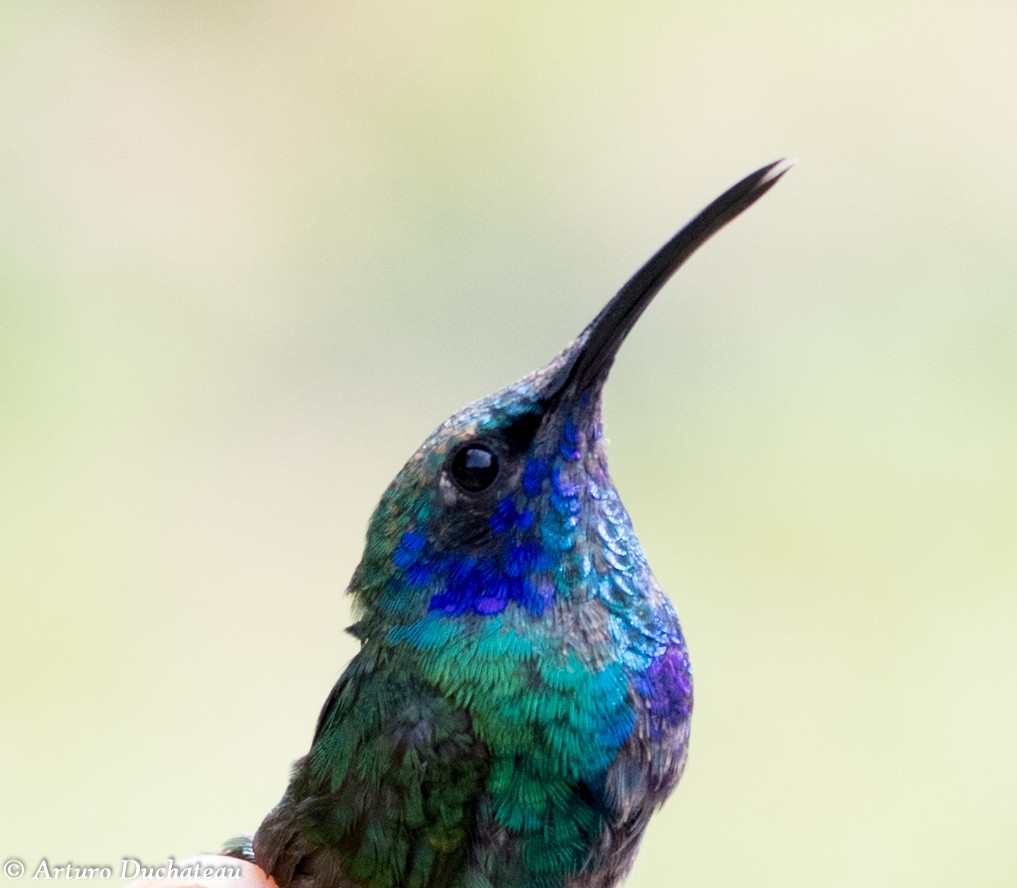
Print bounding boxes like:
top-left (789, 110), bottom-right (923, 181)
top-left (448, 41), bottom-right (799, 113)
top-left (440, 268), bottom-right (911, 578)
top-left (228, 159), bottom-right (793, 888)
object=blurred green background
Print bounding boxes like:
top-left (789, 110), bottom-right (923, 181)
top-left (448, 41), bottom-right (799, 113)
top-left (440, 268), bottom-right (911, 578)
top-left (1, 2), bottom-right (1015, 886)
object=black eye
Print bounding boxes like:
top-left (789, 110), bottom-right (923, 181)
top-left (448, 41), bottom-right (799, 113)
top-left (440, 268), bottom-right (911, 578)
top-left (450, 443), bottom-right (499, 492)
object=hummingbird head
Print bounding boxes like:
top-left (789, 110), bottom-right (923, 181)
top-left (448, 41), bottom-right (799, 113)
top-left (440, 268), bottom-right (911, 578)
top-left (349, 160), bottom-right (793, 648)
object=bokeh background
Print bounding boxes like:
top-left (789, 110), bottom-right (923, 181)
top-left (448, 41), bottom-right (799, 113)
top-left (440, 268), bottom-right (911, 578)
top-left (2, 3), bottom-right (1015, 886)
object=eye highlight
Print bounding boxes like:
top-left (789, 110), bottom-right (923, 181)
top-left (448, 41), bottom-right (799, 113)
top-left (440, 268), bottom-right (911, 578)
top-left (450, 443), bottom-right (499, 493)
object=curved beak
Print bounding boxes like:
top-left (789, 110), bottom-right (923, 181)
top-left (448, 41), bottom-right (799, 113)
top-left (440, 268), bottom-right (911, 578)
top-left (542, 158), bottom-right (795, 410)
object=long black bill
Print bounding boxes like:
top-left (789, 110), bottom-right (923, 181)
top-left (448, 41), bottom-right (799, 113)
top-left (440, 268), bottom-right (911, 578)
top-left (548, 158), bottom-right (794, 404)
